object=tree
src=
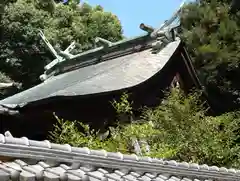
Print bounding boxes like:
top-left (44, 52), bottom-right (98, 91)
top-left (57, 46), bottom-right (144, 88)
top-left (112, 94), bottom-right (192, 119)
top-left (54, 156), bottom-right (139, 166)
top-left (49, 89), bottom-right (240, 168)
top-left (180, 0), bottom-right (240, 113)
top-left (141, 89), bottom-right (240, 168)
top-left (0, 0), bottom-right (123, 90)
top-left (0, 0), bottom-right (19, 97)
top-left (0, 72), bottom-right (21, 99)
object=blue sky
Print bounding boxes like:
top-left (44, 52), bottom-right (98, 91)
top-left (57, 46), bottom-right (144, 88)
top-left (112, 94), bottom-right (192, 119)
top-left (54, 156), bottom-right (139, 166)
top-left (83, 0), bottom-right (184, 37)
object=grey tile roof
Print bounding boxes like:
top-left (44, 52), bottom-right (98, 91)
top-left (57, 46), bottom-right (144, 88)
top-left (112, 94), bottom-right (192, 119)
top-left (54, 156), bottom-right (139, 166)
top-left (0, 40), bottom-right (181, 106)
top-left (0, 131), bottom-right (239, 181)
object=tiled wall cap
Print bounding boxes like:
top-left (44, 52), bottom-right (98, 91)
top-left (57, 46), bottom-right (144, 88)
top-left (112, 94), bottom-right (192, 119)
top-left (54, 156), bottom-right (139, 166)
top-left (209, 166), bottom-right (219, 172)
top-left (28, 140), bottom-right (48, 148)
top-left (167, 160), bottom-right (178, 166)
top-left (107, 152), bottom-right (123, 160)
top-left (0, 134), bottom-right (5, 143)
top-left (81, 175), bottom-right (90, 181)
top-left (35, 170), bottom-right (44, 181)
top-left (86, 171), bottom-right (103, 180)
top-left (64, 144), bottom-right (72, 152)
top-left (136, 171), bottom-right (145, 176)
top-left (21, 137), bottom-right (30, 146)
top-left (151, 158), bottom-right (165, 164)
top-left (104, 173), bottom-right (120, 180)
top-left (87, 170), bottom-right (105, 180)
top-left (144, 173), bottom-right (156, 178)
top-left (90, 149), bottom-right (107, 157)
top-left (101, 149), bottom-right (107, 157)
top-left (5, 137), bottom-right (26, 145)
top-left (114, 170), bottom-right (126, 176)
top-left (70, 163), bottom-right (81, 170)
top-left (157, 173), bottom-right (170, 180)
top-left (219, 167), bottom-right (228, 173)
top-left (168, 176), bottom-right (180, 181)
top-left (0, 164), bottom-right (20, 181)
top-left (4, 131), bottom-right (13, 138)
top-left (14, 159), bottom-right (28, 167)
top-left (21, 166), bottom-right (38, 176)
top-left (199, 164), bottom-right (209, 170)
top-left (59, 172), bottom-right (68, 181)
top-left (178, 162), bottom-right (189, 168)
top-left (119, 169), bottom-right (129, 175)
top-left (71, 147), bottom-right (90, 154)
top-left (138, 156), bottom-right (152, 162)
top-left (50, 143), bottom-right (71, 151)
top-left (44, 160), bottom-right (59, 167)
top-left (189, 163), bottom-right (200, 170)
top-left (99, 177), bottom-right (108, 181)
top-left (122, 173), bottom-right (136, 180)
top-left (10, 169), bottom-right (20, 181)
top-left (151, 178), bottom-right (160, 181)
top-left (1, 132), bottom-right (240, 180)
top-left (130, 171), bottom-right (141, 178)
top-left (38, 161), bottom-right (51, 169)
top-left (60, 164), bottom-right (70, 170)
top-left (43, 140), bottom-right (51, 148)
top-left (182, 177), bottom-right (192, 181)
top-left (123, 154), bottom-right (138, 161)
top-left (97, 168), bottom-right (108, 174)
top-left (66, 168), bottom-right (86, 178)
top-left (3, 162), bottom-right (22, 172)
top-left (228, 168), bottom-right (237, 174)
top-left (80, 165), bottom-right (96, 172)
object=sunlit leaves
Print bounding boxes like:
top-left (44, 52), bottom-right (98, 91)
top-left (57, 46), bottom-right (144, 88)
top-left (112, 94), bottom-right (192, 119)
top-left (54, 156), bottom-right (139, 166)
top-left (180, 0), bottom-right (240, 111)
top-left (0, 0), bottom-right (123, 91)
top-left (50, 89), bottom-right (240, 168)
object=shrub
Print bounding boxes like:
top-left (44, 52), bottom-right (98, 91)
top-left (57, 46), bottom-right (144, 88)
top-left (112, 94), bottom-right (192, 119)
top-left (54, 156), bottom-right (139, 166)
top-left (49, 88), bottom-right (240, 168)
top-left (142, 89), bottom-right (240, 168)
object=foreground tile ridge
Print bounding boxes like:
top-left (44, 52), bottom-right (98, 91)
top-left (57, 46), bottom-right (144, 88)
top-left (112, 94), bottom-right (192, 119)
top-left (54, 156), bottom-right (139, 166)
top-left (0, 131), bottom-right (240, 180)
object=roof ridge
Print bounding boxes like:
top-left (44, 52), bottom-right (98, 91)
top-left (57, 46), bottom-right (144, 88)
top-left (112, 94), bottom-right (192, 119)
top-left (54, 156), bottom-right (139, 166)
top-left (39, 22), bottom-right (181, 82)
top-left (40, 34), bottom-right (154, 81)
top-left (0, 132), bottom-right (239, 180)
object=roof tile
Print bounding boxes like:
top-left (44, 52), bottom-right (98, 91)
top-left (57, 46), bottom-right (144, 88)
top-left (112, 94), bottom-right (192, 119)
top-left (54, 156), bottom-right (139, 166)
top-left (0, 132), bottom-right (239, 181)
top-left (0, 40), bottom-right (181, 106)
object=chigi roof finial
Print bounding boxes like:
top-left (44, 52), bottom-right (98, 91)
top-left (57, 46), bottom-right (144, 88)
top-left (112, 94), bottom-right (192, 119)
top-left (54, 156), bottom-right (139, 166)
top-left (95, 37), bottom-right (113, 47)
top-left (151, 0), bottom-right (186, 38)
top-left (38, 0), bottom-right (186, 83)
top-left (139, 23), bottom-right (154, 34)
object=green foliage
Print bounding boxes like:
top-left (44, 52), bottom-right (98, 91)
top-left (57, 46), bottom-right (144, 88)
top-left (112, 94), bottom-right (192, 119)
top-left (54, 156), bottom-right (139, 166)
top-left (111, 92), bottom-right (133, 115)
top-left (49, 89), bottom-right (240, 168)
top-left (0, 0), bottom-right (123, 91)
top-left (0, 72), bottom-right (12, 97)
top-left (0, 72), bottom-right (20, 98)
top-left (142, 89), bottom-right (240, 168)
top-left (0, 72), bottom-right (13, 83)
top-left (180, 0), bottom-right (240, 112)
top-left (49, 113), bottom-right (161, 154)
top-left (49, 114), bottom-right (110, 150)
top-left (34, 0), bottom-right (55, 13)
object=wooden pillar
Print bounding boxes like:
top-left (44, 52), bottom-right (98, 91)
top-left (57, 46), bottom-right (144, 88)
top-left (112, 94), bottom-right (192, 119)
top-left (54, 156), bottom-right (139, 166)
top-left (170, 72), bottom-right (185, 90)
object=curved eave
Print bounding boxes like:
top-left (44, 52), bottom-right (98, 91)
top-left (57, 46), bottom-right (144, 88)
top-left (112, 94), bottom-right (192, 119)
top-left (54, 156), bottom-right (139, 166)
top-left (0, 40), bottom-right (181, 106)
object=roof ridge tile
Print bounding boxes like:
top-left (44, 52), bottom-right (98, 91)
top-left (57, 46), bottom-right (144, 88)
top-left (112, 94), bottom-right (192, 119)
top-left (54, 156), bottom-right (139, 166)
top-left (0, 131), bottom-right (240, 181)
